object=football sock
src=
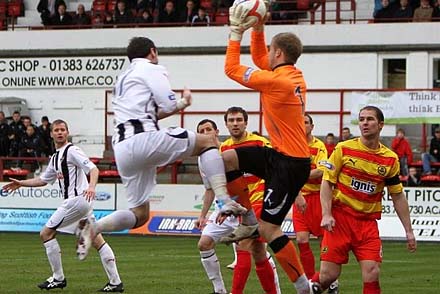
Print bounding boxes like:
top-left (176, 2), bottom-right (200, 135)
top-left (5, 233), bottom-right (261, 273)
top-left (298, 242), bottom-right (316, 279)
top-left (231, 250), bottom-right (251, 294)
top-left (364, 281), bottom-right (381, 294)
top-left (43, 238), bottom-right (64, 281)
top-left (269, 235), bottom-right (309, 292)
top-left (96, 210), bottom-right (137, 233)
top-left (255, 257), bottom-right (277, 294)
top-left (98, 243), bottom-right (122, 285)
top-left (232, 242), bottom-right (238, 263)
top-left (267, 252), bottom-right (281, 294)
top-left (199, 148), bottom-right (229, 197)
top-left (200, 249), bottom-right (227, 293)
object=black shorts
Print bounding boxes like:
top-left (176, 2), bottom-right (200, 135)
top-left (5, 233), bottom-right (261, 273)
top-left (235, 146), bottom-right (311, 225)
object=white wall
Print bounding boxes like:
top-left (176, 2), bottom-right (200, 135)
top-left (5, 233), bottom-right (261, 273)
top-left (0, 23), bottom-right (438, 156)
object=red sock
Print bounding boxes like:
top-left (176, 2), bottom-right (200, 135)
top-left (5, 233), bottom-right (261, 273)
top-left (363, 281), bottom-right (381, 294)
top-left (298, 242), bottom-right (316, 279)
top-left (231, 250), bottom-right (252, 294)
top-left (227, 176), bottom-right (252, 210)
top-left (255, 258), bottom-right (276, 294)
top-left (311, 271), bottom-right (320, 283)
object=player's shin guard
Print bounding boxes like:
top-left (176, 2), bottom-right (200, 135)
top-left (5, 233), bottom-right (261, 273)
top-left (98, 243), bottom-right (122, 285)
top-left (199, 148), bottom-right (229, 197)
top-left (44, 238), bottom-right (64, 281)
top-left (200, 249), bottom-right (227, 294)
top-left (363, 281), bottom-right (381, 294)
top-left (231, 250), bottom-right (252, 294)
top-left (298, 242), bottom-right (316, 279)
top-left (255, 258), bottom-right (277, 294)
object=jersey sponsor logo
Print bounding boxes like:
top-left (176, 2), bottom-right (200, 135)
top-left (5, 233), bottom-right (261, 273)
top-left (82, 159), bottom-right (90, 165)
top-left (319, 160), bottom-right (335, 170)
top-left (351, 177), bottom-right (376, 194)
top-left (243, 67), bottom-right (255, 82)
top-left (95, 191), bottom-right (111, 201)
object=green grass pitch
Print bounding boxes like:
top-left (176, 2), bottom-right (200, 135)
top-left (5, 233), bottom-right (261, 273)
top-left (0, 233), bottom-right (438, 293)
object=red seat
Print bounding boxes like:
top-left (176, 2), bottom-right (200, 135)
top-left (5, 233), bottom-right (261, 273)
top-left (107, 0), bottom-right (116, 12)
top-left (214, 10), bottom-right (228, 25)
top-left (0, 2), bottom-right (7, 17)
top-left (92, 2), bottom-right (107, 15)
top-left (399, 175), bottom-right (408, 182)
top-left (421, 175), bottom-right (440, 182)
top-left (3, 169), bottom-right (30, 176)
top-left (99, 170), bottom-right (119, 177)
top-left (297, 0), bottom-right (310, 10)
top-left (7, 2), bottom-right (22, 17)
top-left (90, 157), bottom-right (101, 164)
top-left (200, 0), bottom-right (212, 9)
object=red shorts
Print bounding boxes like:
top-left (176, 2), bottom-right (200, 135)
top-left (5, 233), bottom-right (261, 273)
top-left (292, 192), bottom-right (323, 237)
top-left (320, 207), bottom-right (382, 264)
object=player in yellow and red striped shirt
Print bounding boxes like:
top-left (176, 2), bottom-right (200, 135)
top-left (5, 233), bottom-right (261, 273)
top-left (310, 106), bottom-right (417, 294)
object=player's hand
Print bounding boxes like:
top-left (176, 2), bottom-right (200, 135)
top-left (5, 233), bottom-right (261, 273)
top-left (406, 231), bottom-right (417, 253)
top-left (83, 186), bottom-right (96, 202)
top-left (176, 87), bottom-right (192, 110)
top-left (295, 193), bottom-right (307, 213)
top-left (216, 213), bottom-right (229, 225)
top-left (229, 3), bottom-right (253, 41)
top-left (321, 214), bottom-right (335, 232)
top-left (195, 216), bottom-right (208, 230)
top-left (2, 178), bottom-right (22, 193)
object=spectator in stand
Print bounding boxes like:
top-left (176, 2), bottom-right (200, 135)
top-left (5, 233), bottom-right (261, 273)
top-left (37, 0), bottom-right (64, 25)
top-left (192, 6), bottom-right (210, 25)
top-left (157, 0), bottom-right (179, 23)
top-left (180, 0), bottom-right (197, 23)
top-left (407, 167), bottom-right (421, 186)
top-left (393, 0), bottom-right (414, 21)
top-left (8, 111), bottom-right (24, 158)
top-left (21, 116), bottom-right (38, 134)
top-left (0, 111), bottom-right (10, 157)
top-left (413, 0), bottom-right (433, 21)
top-left (136, 0), bottom-right (155, 13)
top-left (340, 127), bottom-right (353, 141)
top-left (114, 0), bottom-right (134, 24)
top-left (324, 132), bottom-right (336, 156)
top-left (39, 116), bottom-right (54, 157)
top-left (72, 4), bottom-right (91, 25)
top-left (421, 127), bottom-right (440, 175)
top-left (137, 9), bottom-right (154, 23)
top-left (18, 125), bottom-right (44, 173)
top-left (391, 128), bottom-right (413, 176)
top-left (432, 0), bottom-right (440, 20)
top-left (374, 0), bottom-right (397, 22)
top-left (104, 12), bottom-right (114, 25)
top-left (51, 2), bottom-right (73, 26)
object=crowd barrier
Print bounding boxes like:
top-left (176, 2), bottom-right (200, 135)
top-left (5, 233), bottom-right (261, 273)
top-left (0, 183), bottom-right (438, 241)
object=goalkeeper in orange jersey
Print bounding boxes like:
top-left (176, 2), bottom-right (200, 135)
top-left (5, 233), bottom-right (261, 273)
top-left (310, 106), bottom-right (417, 294)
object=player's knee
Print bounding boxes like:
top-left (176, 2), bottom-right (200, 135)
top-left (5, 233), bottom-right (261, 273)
top-left (198, 237), bottom-right (215, 251)
top-left (363, 264), bottom-right (380, 282)
top-left (40, 227), bottom-right (55, 242)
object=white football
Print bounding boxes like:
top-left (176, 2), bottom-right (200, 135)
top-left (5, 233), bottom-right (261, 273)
top-left (233, 0), bottom-right (267, 28)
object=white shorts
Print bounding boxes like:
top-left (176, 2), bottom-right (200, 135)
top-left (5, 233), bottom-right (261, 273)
top-left (114, 127), bottom-right (197, 208)
top-left (46, 196), bottom-right (92, 234)
top-left (202, 210), bottom-right (239, 243)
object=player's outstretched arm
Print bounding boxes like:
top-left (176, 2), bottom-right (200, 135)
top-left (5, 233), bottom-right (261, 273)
top-left (2, 177), bottom-right (47, 192)
top-left (195, 189), bottom-right (215, 229)
top-left (391, 191), bottom-right (417, 253)
top-left (157, 88), bottom-right (192, 120)
top-left (320, 180), bottom-right (335, 232)
top-left (84, 167), bottom-right (99, 202)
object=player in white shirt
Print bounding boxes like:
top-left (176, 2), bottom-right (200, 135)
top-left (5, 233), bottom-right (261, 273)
top-left (2, 120), bottom-right (124, 293)
top-left (76, 36), bottom-right (258, 260)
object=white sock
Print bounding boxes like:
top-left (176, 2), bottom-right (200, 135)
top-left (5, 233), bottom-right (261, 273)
top-left (199, 149), bottom-right (229, 197)
top-left (294, 274), bottom-right (310, 293)
top-left (96, 210), bottom-right (137, 233)
top-left (200, 249), bottom-right (227, 294)
top-left (43, 239), bottom-right (64, 281)
top-left (98, 243), bottom-right (122, 285)
top-left (232, 243), bottom-right (238, 263)
top-left (267, 251), bottom-right (281, 294)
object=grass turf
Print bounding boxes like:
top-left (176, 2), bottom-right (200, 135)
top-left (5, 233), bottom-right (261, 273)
top-left (0, 232), bottom-right (438, 293)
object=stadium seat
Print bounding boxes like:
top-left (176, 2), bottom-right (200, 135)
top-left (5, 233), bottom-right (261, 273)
top-left (7, 1), bottom-right (23, 17)
top-left (399, 175), bottom-right (408, 182)
top-left (107, 0), bottom-right (117, 12)
top-left (421, 174), bottom-right (440, 183)
top-left (3, 168), bottom-right (30, 177)
top-left (99, 170), bottom-right (119, 177)
top-left (200, 0), bottom-right (212, 10)
top-left (0, 2), bottom-right (7, 18)
top-left (297, 0), bottom-right (310, 10)
top-left (214, 10), bottom-right (228, 25)
top-left (92, 1), bottom-right (107, 15)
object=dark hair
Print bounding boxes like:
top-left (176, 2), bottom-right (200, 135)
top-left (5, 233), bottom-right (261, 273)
top-left (196, 119), bottom-right (217, 133)
top-left (342, 127), bottom-right (350, 132)
top-left (41, 116), bottom-right (49, 122)
top-left (304, 113), bottom-right (313, 125)
top-left (272, 32), bottom-right (303, 64)
top-left (326, 132), bottom-right (335, 138)
top-left (224, 106), bottom-right (248, 123)
top-left (127, 37), bottom-right (156, 62)
top-left (12, 111), bottom-right (20, 115)
top-left (359, 105), bottom-right (384, 123)
top-left (51, 119), bottom-right (69, 131)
